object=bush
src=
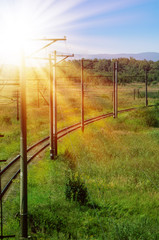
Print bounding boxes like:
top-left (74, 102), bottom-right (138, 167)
top-left (65, 171), bottom-right (89, 205)
top-left (130, 108), bottom-right (159, 127)
top-left (152, 80), bottom-right (158, 85)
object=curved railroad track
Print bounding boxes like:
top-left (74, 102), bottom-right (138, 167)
top-left (1, 105), bottom-right (153, 199)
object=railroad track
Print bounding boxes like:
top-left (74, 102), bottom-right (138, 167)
top-left (1, 105), bottom-right (153, 199)
top-left (1, 137), bottom-right (49, 199)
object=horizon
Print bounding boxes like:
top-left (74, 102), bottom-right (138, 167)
top-left (1, 51), bottom-right (159, 68)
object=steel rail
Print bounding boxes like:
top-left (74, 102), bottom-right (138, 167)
top-left (118, 107), bottom-right (136, 113)
top-left (0, 143), bottom-right (49, 199)
top-left (1, 113), bottom-right (113, 198)
top-left (57, 122), bottom-right (81, 134)
top-left (0, 124), bottom-right (83, 198)
top-left (1, 137), bottom-right (49, 175)
top-left (85, 113), bottom-right (114, 126)
top-left (85, 112), bottom-right (113, 123)
top-left (1, 104), bottom-right (155, 177)
top-left (58, 125), bottom-right (81, 139)
top-left (1, 104), bottom-right (157, 198)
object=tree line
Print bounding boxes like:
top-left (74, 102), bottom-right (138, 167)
top-left (64, 58), bottom-right (159, 85)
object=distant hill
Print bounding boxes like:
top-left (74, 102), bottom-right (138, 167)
top-left (74, 52), bottom-right (159, 61)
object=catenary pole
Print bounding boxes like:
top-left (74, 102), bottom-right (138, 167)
top-left (81, 58), bottom-right (84, 132)
top-left (113, 62), bottom-right (115, 118)
top-left (53, 51), bottom-right (57, 157)
top-left (134, 89), bottom-right (136, 100)
top-left (49, 54), bottom-right (54, 160)
top-left (20, 50), bottom-right (28, 239)
top-left (145, 69), bottom-right (148, 106)
top-left (115, 61), bottom-right (118, 118)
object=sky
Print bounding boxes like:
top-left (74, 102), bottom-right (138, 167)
top-left (0, 0), bottom-right (159, 63)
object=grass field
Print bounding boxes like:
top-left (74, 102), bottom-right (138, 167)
top-left (2, 106), bottom-right (159, 239)
top-left (1, 75), bottom-right (159, 239)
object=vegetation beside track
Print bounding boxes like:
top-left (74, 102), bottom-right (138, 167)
top-left (1, 78), bottom-right (159, 161)
top-left (4, 106), bottom-right (159, 239)
top-left (0, 105), bottom-right (49, 161)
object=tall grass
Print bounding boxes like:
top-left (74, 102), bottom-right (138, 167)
top-left (3, 107), bottom-right (159, 239)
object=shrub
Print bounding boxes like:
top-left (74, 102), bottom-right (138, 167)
top-left (65, 171), bottom-right (88, 205)
top-left (130, 108), bottom-right (159, 127)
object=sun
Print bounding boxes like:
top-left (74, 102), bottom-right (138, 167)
top-left (0, 6), bottom-right (41, 65)
top-left (1, 21), bottom-right (29, 56)
top-left (0, 0), bottom-right (69, 65)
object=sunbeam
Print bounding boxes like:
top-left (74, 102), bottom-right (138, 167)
top-left (0, 0), bottom-right (158, 64)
